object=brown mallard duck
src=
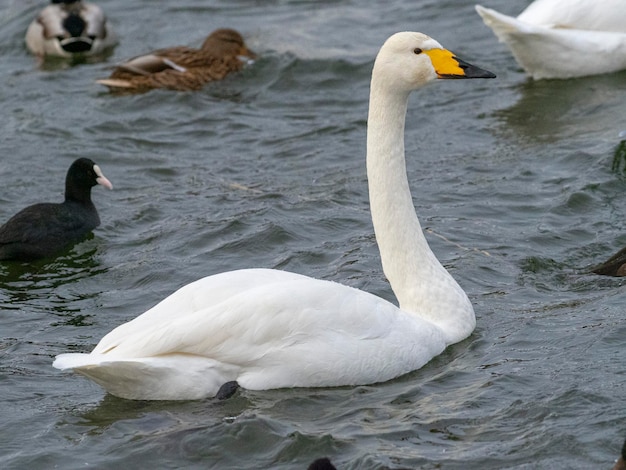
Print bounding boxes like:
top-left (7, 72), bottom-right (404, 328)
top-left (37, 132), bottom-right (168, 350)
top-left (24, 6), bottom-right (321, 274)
top-left (97, 28), bottom-right (256, 93)
top-left (25, 0), bottom-right (118, 58)
top-left (592, 246), bottom-right (626, 277)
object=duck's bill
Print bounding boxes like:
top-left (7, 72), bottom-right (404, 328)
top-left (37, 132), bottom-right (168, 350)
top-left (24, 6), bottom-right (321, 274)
top-left (425, 49), bottom-right (496, 79)
top-left (59, 36), bottom-right (94, 54)
top-left (242, 47), bottom-right (257, 60)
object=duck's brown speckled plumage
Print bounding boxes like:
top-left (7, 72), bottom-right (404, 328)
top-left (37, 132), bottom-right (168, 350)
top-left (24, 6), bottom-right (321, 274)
top-left (97, 28), bottom-right (255, 93)
top-left (613, 438), bottom-right (626, 470)
top-left (592, 246), bottom-right (626, 277)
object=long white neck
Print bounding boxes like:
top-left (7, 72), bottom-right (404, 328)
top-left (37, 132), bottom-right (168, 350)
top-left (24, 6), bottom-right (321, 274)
top-left (366, 72), bottom-right (475, 343)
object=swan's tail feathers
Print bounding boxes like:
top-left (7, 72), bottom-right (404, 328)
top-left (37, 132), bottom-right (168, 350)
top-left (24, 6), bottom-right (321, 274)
top-left (96, 78), bottom-right (134, 89)
top-left (53, 352), bottom-right (108, 370)
top-left (475, 5), bottom-right (536, 37)
top-left (475, 4), bottom-right (551, 78)
top-left (53, 353), bottom-right (236, 400)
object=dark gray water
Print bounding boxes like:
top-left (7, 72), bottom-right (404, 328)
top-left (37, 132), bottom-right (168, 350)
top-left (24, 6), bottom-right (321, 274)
top-left (1, 0), bottom-right (625, 468)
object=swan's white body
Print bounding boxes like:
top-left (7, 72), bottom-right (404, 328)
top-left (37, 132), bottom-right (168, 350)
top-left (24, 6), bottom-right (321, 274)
top-left (476, 0), bottom-right (626, 79)
top-left (26, 1), bottom-right (117, 58)
top-left (54, 32), bottom-right (494, 400)
top-left (55, 269), bottom-right (458, 399)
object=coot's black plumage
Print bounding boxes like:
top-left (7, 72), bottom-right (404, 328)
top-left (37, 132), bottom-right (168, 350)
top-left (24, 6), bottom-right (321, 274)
top-left (307, 458), bottom-right (337, 470)
top-left (0, 158), bottom-right (112, 261)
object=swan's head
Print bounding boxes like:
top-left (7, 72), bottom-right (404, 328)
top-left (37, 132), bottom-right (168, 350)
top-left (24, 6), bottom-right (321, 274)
top-left (373, 32), bottom-right (495, 92)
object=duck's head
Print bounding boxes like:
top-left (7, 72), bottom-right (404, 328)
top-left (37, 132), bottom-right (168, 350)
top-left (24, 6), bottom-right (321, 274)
top-left (47, 0), bottom-right (94, 53)
top-left (373, 32), bottom-right (495, 93)
top-left (202, 28), bottom-right (256, 61)
top-left (51, 0), bottom-right (83, 12)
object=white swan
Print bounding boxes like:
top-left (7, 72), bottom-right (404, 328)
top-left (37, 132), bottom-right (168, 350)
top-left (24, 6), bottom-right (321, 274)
top-left (53, 32), bottom-right (495, 401)
top-left (25, 0), bottom-right (117, 59)
top-left (476, 0), bottom-right (626, 79)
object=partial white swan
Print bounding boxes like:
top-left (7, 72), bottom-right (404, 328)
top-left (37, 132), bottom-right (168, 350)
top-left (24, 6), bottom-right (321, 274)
top-left (25, 0), bottom-right (118, 59)
top-left (476, 0), bottom-right (626, 79)
top-left (53, 32), bottom-right (495, 400)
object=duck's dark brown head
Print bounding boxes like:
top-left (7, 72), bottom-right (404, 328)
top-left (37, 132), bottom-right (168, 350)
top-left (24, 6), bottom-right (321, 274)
top-left (202, 28), bottom-right (256, 59)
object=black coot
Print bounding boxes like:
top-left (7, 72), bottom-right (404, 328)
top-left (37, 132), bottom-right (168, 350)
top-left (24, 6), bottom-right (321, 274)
top-left (0, 158), bottom-right (112, 261)
top-left (307, 458), bottom-right (337, 470)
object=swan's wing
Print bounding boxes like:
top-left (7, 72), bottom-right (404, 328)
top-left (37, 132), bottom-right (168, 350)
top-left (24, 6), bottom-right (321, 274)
top-left (93, 268), bottom-right (310, 349)
top-left (84, 270), bottom-right (444, 388)
top-left (517, 0), bottom-right (626, 33)
top-left (92, 269), bottom-right (369, 357)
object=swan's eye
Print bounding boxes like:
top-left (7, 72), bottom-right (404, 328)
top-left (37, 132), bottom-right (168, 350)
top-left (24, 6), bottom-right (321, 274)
top-left (413, 48), bottom-right (423, 55)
